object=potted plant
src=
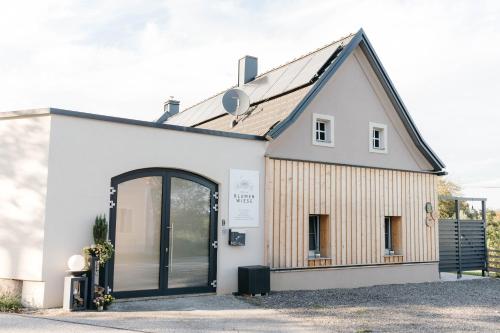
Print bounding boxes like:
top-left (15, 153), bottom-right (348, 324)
top-left (82, 215), bottom-right (114, 311)
top-left (83, 215), bottom-right (114, 266)
top-left (103, 294), bottom-right (114, 310)
top-left (83, 241), bottom-right (114, 266)
top-left (93, 215), bottom-right (108, 244)
top-left (93, 296), bottom-right (105, 311)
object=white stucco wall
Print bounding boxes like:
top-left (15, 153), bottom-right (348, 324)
top-left (41, 114), bottom-right (267, 307)
top-left (267, 47), bottom-right (434, 172)
top-left (0, 114), bottom-right (50, 287)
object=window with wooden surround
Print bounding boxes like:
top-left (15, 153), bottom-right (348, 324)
top-left (312, 113), bottom-right (334, 147)
top-left (308, 215), bottom-right (331, 265)
top-left (384, 216), bottom-right (402, 256)
top-left (369, 122), bottom-right (388, 153)
top-left (309, 215), bottom-right (320, 257)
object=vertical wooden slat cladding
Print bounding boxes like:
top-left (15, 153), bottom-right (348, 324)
top-left (265, 158), bottom-right (274, 266)
top-left (265, 157), bottom-right (438, 269)
top-left (285, 161), bottom-right (292, 268)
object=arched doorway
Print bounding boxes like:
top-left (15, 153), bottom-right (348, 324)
top-left (108, 168), bottom-right (218, 298)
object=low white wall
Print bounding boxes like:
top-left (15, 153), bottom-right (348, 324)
top-left (0, 114), bottom-right (50, 284)
top-left (41, 114), bottom-right (267, 307)
top-left (271, 262), bottom-right (439, 291)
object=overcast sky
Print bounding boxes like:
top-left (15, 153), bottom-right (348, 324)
top-left (1, 0), bottom-right (499, 208)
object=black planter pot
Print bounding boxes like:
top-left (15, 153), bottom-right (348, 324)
top-left (87, 254), bottom-right (99, 309)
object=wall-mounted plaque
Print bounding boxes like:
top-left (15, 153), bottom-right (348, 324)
top-left (229, 169), bottom-right (259, 228)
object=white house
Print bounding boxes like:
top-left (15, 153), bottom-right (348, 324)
top-left (0, 29), bottom-right (445, 308)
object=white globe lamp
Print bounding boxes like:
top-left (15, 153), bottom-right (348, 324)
top-left (67, 254), bottom-right (86, 272)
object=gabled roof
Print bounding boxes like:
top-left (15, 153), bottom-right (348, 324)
top-left (194, 86), bottom-right (311, 136)
top-left (165, 29), bottom-right (445, 173)
top-left (164, 33), bottom-right (354, 127)
top-left (267, 29), bottom-right (445, 172)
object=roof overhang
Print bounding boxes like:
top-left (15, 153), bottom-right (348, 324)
top-left (266, 29), bottom-right (446, 173)
top-left (0, 108), bottom-right (266, 141)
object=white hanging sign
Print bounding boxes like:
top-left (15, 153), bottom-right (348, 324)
top-left (228, 169), bottom-right (259, 228)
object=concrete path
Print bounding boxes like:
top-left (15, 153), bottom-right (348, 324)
top-left (1, 295), bottom-right (317, 333)
top-left (2, 279), bottom-right (498, 332)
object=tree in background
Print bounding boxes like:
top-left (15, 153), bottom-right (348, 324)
top-left (438, 178), bottom-right (500, 249)
top-left (487, 210), bottom-right (500, 249)
top-left (438, 178), bottom-right (462, 218)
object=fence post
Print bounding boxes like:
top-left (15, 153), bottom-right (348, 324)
top-left (482, 200), bottom-right (488, 277)
top-left (456, 199), bottom-right (462, 279)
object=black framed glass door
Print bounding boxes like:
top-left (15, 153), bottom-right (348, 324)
top-left (108, 168), bottom-right (217, 298)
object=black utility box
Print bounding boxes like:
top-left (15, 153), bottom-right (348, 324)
top-left (229, 230), bottom-right (246, 246)
top-left (238, 265), bottom-right (270, 296)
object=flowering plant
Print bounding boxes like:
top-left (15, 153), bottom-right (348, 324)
top-left (103, 294), bottom-right (114, 305)
top-left (93, 296), bottom-right (105, 307)
top-left (83, 240), bottom-right (114, 265)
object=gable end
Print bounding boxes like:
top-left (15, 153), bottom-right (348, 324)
top-left (266, 29), bottom-right (445, 173)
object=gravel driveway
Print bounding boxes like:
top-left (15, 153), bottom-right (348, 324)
top-left (1, 279), bottom-right (498, 332)
top-left (243, 278), bottom-right (500, 332)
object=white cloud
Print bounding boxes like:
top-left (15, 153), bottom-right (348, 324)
top-left (1, 0), bottom-right (500, 207)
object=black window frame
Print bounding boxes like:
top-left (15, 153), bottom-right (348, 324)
top-left (108, 167), bottom-right (218, 299)
top-left (315, 120), bottom-right (327, 142)
top-left (384, 216), bottom-right (392, 252)
top-left (372, 128), bottom-right (383, 149)
top-left (309, 215), bottom-right (320, 256)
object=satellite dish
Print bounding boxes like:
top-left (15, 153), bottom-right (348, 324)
top-left (222, 88), bottom-right (250, 116)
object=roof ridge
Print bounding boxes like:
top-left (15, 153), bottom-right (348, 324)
top-left (254, 33), bottom-right (354, 79)
top-left (171, 32), bottom-right (354, 117)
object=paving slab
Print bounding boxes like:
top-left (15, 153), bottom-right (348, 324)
top-left (4, 295), bottom-right (316, 333)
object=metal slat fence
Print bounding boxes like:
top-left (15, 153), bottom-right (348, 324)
top-left (438, 197), bottom-right (487, 278)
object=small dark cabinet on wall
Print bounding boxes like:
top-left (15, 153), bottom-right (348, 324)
top-left (238, 265), bottom-right (270, 296)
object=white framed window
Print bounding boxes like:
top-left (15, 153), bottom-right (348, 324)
top-left (312, 113), bottom-right (334, 147)
top-left (369, 122), bottom-right (388, 153)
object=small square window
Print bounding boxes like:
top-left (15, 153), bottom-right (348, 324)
top-left (312, 114), bottom-right (334, 147)
top-left (372, 128), bottom-right (383, 149)
top-left (316, 120), bottom-right (327, 142)
top-left (369, 122), bottom-right (388, 153)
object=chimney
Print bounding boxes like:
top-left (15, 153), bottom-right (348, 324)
top-left (238, 56), bottom-right (258, 87)
top-left (156, 98), bottom-right (180, 123)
